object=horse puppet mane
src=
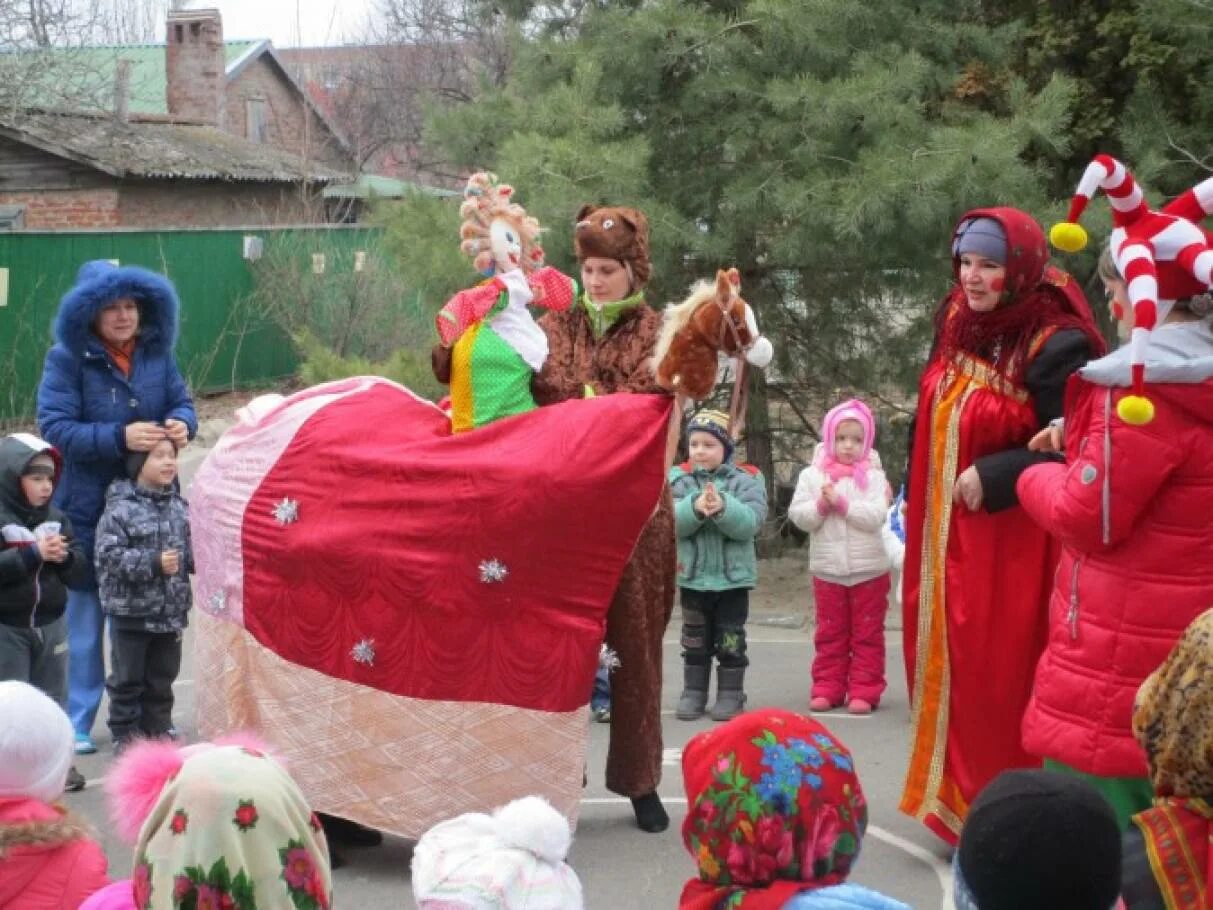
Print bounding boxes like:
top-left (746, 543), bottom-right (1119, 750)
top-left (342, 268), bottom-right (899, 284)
top-left (651, 279), bottom-right (718, 374)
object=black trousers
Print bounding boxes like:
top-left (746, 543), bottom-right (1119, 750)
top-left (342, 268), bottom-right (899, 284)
top-left (107, 628), bottom-right (182, 739)
top-left (679, 587), bottom-right (749, 668)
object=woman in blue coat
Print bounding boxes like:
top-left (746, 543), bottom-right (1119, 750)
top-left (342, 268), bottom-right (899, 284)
top-left (36, 260), bottom-right (196, 752)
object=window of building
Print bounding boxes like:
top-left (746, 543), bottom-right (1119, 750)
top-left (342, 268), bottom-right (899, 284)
top-left (0, 205), bottom-right (26, 230)
top-left (246, 98), bottom-right (269, 144)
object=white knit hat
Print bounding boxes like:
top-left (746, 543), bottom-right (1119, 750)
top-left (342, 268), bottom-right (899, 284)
top-left (0, 680), bottom-right (74, 803)
top-left (411, 796), bottom-right (584, 910)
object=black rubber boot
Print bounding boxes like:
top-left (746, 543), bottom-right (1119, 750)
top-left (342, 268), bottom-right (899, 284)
top-left (318, 812), bottom-right (383, 847)
top-left (630, 792), bottom-right (669, 833)
top-left (710, 666), bottom-right (747, 721)
top-left (64, 766), bottom-right (86, 793)
top-left (675, 663), bottom-right (712, 720)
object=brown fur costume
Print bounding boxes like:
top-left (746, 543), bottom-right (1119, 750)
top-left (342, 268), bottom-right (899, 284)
top-left (574, 205), bottom-right (651, 288)
top-left (533, 263), bottom-right (675, 799)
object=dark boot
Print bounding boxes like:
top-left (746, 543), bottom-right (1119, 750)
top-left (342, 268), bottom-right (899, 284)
top-left (317, 812), bottom-right (383, 847)
top-left (710, 666), bottom-right (747, 721)
top-left (64, 766), bottom-right (86, 793)
top-left (675, 663), bottom-right (712, 720)
top-left (630, 792), bottom-right (669, 833)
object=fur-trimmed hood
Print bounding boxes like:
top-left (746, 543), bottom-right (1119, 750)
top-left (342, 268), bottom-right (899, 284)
top-left (52, 260), bottom-right (180, 357)
top-left (0, 800), bottom-right (96, 858)
top-left (0, 797), bottom-right (109, 907)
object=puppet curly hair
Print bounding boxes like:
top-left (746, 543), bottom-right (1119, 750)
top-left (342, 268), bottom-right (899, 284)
top-left (459, 172), bottom-right (545, 275)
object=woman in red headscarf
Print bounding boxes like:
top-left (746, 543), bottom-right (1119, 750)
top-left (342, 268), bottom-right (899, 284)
top-left (898, 208), bottom-right (1106, 845)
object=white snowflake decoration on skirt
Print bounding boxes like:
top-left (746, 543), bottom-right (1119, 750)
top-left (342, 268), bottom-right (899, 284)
top-left (351, 638), bottom-right (376, 666)
top-left (478, 558), bottom-right (509, 584)
top-left (208, 590), bottom-right (227, 614)
top-left (272, 498), bottom-right (300, 526)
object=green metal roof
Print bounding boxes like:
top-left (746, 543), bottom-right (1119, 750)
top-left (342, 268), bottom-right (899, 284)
top-left (6, 41), bottom-right (261, 115)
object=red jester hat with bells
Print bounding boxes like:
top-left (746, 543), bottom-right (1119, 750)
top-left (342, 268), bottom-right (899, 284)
top-left (1050, 154), bottom-right (1213, 425)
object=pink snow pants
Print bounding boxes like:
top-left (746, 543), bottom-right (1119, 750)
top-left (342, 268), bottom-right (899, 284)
top-left (811, 573), bottom-right (891, 705)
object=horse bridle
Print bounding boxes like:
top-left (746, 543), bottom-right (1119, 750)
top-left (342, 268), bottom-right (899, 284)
top-left (713, 295), bottom-right (754, 442)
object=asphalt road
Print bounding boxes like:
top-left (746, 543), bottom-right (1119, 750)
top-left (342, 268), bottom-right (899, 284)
top-left (67, 620), bottom-right (951, 909)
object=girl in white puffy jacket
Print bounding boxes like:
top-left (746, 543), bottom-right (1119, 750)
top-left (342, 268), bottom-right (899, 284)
top-left (788, 399), bottom-right (892, 715)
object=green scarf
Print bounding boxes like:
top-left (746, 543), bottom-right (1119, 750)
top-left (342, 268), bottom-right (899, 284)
top-left (582, 290), bottom-right (645, 338)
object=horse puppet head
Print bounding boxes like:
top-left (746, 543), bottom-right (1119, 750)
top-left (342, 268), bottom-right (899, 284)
top-left (652, 268), bottom-right (773, 400)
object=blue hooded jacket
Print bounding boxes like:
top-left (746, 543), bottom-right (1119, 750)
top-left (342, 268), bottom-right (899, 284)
top-left (36, 261), bottom-right (196, 585)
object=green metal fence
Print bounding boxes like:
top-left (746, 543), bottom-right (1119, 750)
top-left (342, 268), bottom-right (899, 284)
top-left (0, 226), bottom-right (380, 423)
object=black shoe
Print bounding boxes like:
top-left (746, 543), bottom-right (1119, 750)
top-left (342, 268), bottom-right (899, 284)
top-left (630, 792), bottom-right (669, 833)
top-left (64, 766), bottom-right (86, 793)
top-left (317, 812), bottom-right (383, 847)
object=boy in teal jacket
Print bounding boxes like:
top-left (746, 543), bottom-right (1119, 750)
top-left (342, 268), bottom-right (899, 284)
top-left (668, 410), bottom-right (767, 721)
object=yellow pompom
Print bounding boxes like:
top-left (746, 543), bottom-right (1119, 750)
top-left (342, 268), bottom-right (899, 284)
top-left (1049, 222), bottom-right (1089, 253)
top-left (1117, 395), bottom-right (1155, 425)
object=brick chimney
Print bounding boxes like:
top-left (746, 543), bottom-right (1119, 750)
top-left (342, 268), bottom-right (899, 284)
top-left (165, 8), bottom-right (225, 125)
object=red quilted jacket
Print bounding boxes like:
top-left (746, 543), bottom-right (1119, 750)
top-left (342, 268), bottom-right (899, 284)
top-left (1017, 324), bottom-right (1213, 777)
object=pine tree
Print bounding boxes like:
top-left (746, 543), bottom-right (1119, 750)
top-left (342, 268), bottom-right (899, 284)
top-left (421, 0), bottom-right (1086, 490)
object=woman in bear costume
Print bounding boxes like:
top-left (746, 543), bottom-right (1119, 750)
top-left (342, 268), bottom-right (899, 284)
top-left (532, 205), bottom-right (676, 833)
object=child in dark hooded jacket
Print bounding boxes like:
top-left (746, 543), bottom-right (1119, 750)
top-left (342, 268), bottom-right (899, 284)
top-left (0, 434), bottom-right (86, 703)
top-left (94, 436), bottom-right (192, 750)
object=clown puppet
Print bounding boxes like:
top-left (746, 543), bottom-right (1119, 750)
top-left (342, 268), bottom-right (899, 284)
top-left (431, 173), bottom-right (575, 432)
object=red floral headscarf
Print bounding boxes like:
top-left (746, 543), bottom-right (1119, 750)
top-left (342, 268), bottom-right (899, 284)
top-left (936, 207), bottom-right (1106, 381)
top-left (680, 708), bottom-right (868, 910)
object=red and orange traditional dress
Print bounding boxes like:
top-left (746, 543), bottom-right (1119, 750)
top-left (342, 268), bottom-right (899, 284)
top-left (899, 207), bottom-right (1105, 844)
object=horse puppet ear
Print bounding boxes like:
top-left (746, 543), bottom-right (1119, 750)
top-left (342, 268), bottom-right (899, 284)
top-left (715, 269), bottom-right (734, 302)
top-left (726, 267), bottom-right (741, 289)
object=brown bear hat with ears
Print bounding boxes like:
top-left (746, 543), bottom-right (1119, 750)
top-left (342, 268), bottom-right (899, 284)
top-left (573, 204), bottom-right (651, 288)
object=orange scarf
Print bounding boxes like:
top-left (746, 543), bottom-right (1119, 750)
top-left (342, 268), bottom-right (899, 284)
top-left (101, 338), bottom-right (136, 377)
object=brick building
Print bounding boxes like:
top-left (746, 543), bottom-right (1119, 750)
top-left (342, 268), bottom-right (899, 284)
top-left (278, 43), bottom-right (474, 182)
top-left (0, 8), bottom-right (356, 229)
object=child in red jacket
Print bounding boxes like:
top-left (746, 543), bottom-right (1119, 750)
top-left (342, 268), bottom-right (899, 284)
top-left (0, 680), bottom-right (108, 908)
top-left (1020, 160), bottom-right (1213, 828)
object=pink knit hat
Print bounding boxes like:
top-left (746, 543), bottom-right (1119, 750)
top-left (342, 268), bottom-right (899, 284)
top-left (816, 399), bottom-right (876, 492)
top-left (820, 399), bottom-right (875, 460)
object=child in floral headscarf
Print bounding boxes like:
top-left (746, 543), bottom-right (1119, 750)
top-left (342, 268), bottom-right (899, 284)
top-left (81, 737), bottom-right (332, 910)
top-left (679, 707), bottom-right (908, 909)
top-left (1122, 608), bottom-right (1213, 909)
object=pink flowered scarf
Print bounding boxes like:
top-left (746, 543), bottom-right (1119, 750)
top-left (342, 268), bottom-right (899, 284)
top-left (816, 399), bottom-right (876, 492)
top-left (120, 745), bottom-right (332, 910)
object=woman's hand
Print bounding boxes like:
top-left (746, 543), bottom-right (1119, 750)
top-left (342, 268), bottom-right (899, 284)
top-left (1028, 423), bottom-right (1064, 453)
top-left (952, 466), bottom-right (984, 512)
top-left (164, 419), bottom-right (189, 448)
top-left (125, 421), bottom-right (166, 452)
